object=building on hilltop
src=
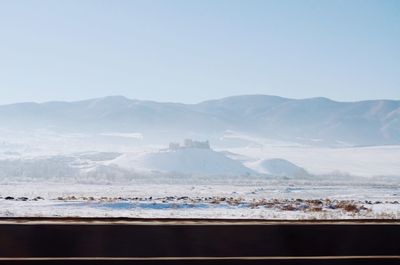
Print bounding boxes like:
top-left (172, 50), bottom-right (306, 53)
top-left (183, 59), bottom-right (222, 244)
top-left (184, 139), bottom-right (210, 149)
top-left (168, 142), bottom-right (180, 150)
top-left (168, 139), bottom-right (210, 150)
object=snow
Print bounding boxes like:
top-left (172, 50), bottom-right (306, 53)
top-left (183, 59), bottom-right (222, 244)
top-left (0, 182), bottom-right (399, 219)
top-left (0, 143), bottom-right (398, 219)
top-left (0, 143), bottom-right (399, 184)
top-left (245, 158), bottom-right (309, 177)
top-left (0, 96), bottom-right (399, 219)
top-left (99, 132), bottom-right (144, 140)
top-left (227, 145), bottom-right (400, 177)
top-left (109, 148), bottom-right (256, 176)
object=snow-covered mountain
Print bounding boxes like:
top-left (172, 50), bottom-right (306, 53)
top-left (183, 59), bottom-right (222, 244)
top-left (0, 95), bottom-right (399, 146)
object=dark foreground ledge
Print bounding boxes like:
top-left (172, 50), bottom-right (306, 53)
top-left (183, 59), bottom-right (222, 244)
top-left (0, 218), bottom-right (399, 265)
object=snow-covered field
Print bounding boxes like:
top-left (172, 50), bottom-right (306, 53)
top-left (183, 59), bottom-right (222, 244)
top-left (228, 145), bottom-right (400, 178)
top-left (1, 180), bottom-right (399, 219)
top-left (0, 129), bottom-right (399, 219)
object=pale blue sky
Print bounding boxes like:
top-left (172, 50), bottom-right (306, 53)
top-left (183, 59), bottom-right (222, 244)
top-left (0, 0), bottom-right (399, 104)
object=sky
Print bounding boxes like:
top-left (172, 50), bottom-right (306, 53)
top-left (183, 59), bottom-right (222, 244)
top-left (0, 0), bottom-right (399, 104)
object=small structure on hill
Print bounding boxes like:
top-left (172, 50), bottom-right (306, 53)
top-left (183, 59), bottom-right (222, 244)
top-left (169, 139), bottom-right (210, 150)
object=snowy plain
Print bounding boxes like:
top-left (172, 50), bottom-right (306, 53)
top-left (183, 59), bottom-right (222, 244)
top-left (0, 127), bottom-right (399, 219)
top-left (1, 178), bottom-right (399, 219)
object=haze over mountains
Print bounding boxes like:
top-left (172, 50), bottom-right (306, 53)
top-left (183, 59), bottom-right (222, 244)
top-left (0, 95), bottom-right (399, 180)
top-left (0, 95), bottom-right (399, 146)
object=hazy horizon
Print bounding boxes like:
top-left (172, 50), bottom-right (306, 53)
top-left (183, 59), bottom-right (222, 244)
top-left (1, 93), bottom-right (400, 106)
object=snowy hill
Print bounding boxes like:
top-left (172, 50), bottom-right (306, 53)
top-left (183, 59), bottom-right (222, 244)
top-left (0, 146), bottom-right (399, 182)
top-left (0, 95), bottom-right (399, 146)
top-left (109, 148), bottom-right (256, 176)
top-left (246, 158), bottom-right (309, 178)
top-left (0, 148), bottom-right (257, 182)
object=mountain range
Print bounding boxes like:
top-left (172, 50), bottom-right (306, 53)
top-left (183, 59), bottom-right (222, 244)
top-left (0, 95), bottom-right (399, 146)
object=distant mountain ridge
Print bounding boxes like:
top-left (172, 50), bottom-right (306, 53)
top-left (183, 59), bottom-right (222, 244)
top-left (0, 95), bottom-right (399, 146)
